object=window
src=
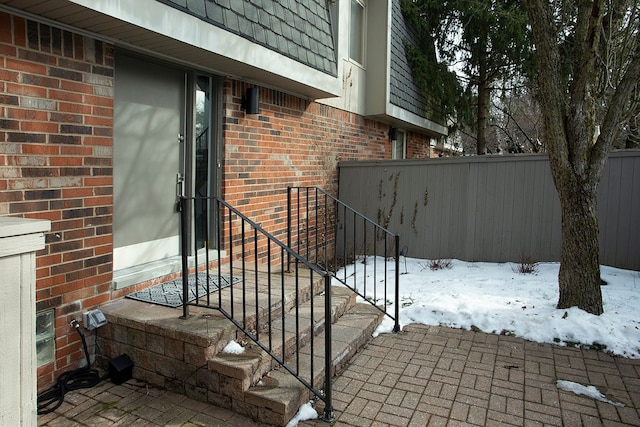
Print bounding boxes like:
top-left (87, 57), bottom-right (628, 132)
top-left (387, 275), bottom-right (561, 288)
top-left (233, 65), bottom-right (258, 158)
top-left (391, 130), bottom-right (406, 159)
top-left (36, 309), bottom-right (55, 366)
top-left (349, 0), bottom-right (365, 64)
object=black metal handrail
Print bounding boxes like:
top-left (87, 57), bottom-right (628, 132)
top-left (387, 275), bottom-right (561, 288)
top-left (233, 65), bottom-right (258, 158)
top-left (287, 187), bottom-right (401, 333)
top-left (179, 196), bottom-right (334, 422)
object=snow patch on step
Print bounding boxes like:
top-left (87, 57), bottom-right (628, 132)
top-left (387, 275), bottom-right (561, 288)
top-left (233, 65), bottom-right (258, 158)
top-left (286, 401), bottom-right (318, 427)
top-left (222, 340), bottom-right (245, 354)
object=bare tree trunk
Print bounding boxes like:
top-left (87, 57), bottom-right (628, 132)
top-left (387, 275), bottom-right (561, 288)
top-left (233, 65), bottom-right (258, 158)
top-left (522, 0), bottom-right (639, 315)
top-left (556, 180), bottom-right (603, 314)
top-left (523, 0), bottom-right (605, 314)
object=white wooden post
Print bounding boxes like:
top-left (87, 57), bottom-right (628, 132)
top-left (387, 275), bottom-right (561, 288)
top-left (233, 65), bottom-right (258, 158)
top-left (0, 217), bottom-right (50, 426)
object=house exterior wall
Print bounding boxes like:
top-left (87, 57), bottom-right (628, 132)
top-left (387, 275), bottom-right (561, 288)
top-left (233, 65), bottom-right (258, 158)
top-left (0, 12), bottom-right (114, 388)
top-left (222, 81), bottom-right (394, 241)
top-left (406, 131), bottom-right (435, 159)
top-left (1, 11), bottom-right (426, 389)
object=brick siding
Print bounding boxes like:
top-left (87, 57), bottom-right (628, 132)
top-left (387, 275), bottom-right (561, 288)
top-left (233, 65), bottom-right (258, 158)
top-left (407, 131), bottom-right (436, 158)
top-left (223, 81), bottom-right (396, 242)
top-left (0, 12), bottom-right (114, 388)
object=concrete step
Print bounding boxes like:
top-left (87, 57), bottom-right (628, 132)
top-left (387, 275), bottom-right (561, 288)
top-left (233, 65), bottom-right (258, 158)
top-left (98, 271), bottom-right (385, 427)
top-left (207, 286), bottom-right (357, 396)
top-left (243, 303), bottom-right (384, 426)
top-left (97, 268), bottom-right (323, 392)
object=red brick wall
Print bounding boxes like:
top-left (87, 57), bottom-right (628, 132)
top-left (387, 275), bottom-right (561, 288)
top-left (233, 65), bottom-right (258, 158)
top-left (0, 12), bottom-right (114, 389)
top-left (222, 81), bottom-right (393, 242)
top-left (407, 131), bottom-right (437, 159)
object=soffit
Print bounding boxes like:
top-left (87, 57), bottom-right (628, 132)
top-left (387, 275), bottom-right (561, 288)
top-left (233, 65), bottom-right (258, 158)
top-left (0, 0), bottom-right (340, 99)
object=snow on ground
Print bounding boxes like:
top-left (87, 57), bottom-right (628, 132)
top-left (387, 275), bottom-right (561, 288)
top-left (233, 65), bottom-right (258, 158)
top-left (333, 257), bottom-right (640, 359)
top-left (287, 257), bottom-right (638, 425)
top-left (556, 380), bottom-right (625, 407)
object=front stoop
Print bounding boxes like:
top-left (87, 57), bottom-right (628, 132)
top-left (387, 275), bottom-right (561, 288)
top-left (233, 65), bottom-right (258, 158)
top-left (241, 304), bottom-right (384, 425)
top-left (98, 275), bottom-right (385, 427)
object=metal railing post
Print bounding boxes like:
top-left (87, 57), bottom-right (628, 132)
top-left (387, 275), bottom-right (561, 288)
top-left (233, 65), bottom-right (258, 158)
top-left (216, 198), bottom-right (223, 310)
top-left (394, 234), bottom-right (400, 333)
top-left (322, 274), bottom-right (334, 422)
top-left (287, 186), bottom-right (292, 272)
top-left (180, 196), bottom-right (189, 319)
top-left (287, 186), bottom-right (401, 330)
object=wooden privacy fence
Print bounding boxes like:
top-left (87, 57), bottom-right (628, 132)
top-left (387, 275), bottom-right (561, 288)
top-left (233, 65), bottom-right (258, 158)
top-left (338, 150), bottom-right (640, 271)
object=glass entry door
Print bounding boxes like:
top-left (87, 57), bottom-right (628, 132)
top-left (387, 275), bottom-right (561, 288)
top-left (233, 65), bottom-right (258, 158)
top-left (194, 75), bottom-right (212, 250)
top-left (190, 74), bottom-right (221, 252)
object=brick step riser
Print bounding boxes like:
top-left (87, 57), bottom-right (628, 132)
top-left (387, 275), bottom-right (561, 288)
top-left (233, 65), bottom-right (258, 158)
top-left (208, 287), bottom-right (357, 396)
top-left (96, 277), bottom-right (383, 427)
top-left (96, 275), bottom-right (325, 396)
top-left (240, 304), bottom-right (386, 426)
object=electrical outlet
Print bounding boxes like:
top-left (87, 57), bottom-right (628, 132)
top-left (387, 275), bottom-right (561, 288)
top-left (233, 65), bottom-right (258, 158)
top-left (83, 309), bottom-right (107, 330)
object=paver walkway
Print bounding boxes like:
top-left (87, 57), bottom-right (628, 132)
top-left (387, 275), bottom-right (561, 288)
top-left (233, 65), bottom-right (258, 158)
top-left (38, 325), bottom-right (640, 426)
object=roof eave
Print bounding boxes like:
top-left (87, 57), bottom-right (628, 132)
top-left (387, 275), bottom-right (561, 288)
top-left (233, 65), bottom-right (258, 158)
top-left (0, 0), bottom-right (341, 99)
top-left (367, 103), bottom-right (448, 138)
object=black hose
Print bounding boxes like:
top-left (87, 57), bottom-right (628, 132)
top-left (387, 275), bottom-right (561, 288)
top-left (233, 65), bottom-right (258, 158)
top-left (37, 320), bottom-right (109, 415)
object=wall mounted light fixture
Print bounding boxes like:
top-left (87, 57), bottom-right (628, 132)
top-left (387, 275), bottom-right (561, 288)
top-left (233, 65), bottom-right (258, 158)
top-left (242, 87), bottom-right (259, 114)
top-left (389, 127), bottom-right (398, 141)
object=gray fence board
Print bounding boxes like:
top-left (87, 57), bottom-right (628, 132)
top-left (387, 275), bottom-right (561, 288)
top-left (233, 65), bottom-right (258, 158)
top-left (338, 151), bottom-right (639, 271)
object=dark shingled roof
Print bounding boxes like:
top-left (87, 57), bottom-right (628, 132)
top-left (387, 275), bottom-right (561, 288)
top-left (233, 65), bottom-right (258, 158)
top-left (156, 0), bottom-right (337, 76)
top-left (389, 0), bottom-right (428, 118)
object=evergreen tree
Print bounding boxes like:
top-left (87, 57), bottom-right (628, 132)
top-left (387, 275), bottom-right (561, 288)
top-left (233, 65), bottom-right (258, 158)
top-left (402, 0), bottom-right (534, 154)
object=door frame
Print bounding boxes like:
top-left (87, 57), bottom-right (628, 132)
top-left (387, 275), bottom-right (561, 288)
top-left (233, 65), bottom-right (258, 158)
top-left (184, 72), bottom-right (224, 255)
top-left (112, 52), bottom-right (223, 289)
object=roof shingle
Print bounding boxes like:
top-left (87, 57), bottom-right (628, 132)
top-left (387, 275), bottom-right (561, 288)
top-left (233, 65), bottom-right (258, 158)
top-left (156, 0), bottom-right (337, 76)
top-left (389, 0), bottom-right (428, 118)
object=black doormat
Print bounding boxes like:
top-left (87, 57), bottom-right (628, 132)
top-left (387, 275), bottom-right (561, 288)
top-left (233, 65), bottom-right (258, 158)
top-left (125, 272), bottom-right (239, 308)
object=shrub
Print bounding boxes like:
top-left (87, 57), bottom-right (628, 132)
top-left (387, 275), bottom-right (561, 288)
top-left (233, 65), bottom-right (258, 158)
top-left (429, 258), bottom-right (453, 270)
top-left (513, 255), bottom-right (538, 274)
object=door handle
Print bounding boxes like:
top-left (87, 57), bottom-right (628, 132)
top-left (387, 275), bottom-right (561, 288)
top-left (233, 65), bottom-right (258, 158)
top-left (176, 173), bottom-right (185, 212)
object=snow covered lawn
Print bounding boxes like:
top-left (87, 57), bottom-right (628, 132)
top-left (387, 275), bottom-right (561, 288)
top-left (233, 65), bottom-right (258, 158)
top-left (335, 257), bottom-right (640, 359)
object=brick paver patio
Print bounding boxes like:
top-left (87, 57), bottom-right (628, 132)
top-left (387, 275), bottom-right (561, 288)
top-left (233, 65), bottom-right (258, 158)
top-left (38, 324), bottom-right (640, 426)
